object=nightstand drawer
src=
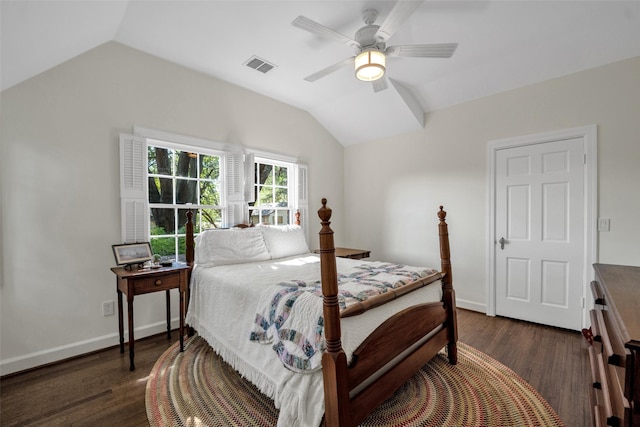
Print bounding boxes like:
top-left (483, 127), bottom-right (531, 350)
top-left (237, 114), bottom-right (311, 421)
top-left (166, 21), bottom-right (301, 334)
top-left (133, 272), bottom-right (180, 293)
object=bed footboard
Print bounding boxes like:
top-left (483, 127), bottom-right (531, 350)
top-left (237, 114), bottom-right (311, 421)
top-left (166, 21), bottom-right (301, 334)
top-left (349, 302), bottom-right (447, 386)
top-left (318, 200), bottom-right (457, 427)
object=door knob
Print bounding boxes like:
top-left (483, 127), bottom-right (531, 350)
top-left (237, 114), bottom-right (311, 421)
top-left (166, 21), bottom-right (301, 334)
top-left (499, 237), bottom-right (506, 250)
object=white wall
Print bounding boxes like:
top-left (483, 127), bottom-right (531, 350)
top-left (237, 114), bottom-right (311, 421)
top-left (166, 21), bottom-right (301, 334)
top-left (2, 41), bottom-right (638, 375)
top-left (0, 42), bottom-right (345, 375)
top-left (344, 56), bottom-right (640, 312)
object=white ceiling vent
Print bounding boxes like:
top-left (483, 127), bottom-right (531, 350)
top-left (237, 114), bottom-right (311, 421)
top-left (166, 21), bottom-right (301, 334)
top-left (244, 56), bottom-right (276, 74)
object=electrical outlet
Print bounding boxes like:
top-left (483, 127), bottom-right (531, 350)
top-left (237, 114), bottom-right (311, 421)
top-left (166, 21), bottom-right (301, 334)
top-left (102, 300), bottom-right (115, 317)
top-left (598, 218), bottom-right (610, 232)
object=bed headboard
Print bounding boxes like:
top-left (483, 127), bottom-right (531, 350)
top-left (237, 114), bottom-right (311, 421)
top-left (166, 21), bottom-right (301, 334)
top-left (184, 208), bottom-right (302, 267)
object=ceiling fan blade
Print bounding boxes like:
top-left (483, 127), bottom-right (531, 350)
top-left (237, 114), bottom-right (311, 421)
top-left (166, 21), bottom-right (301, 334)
top-left (372, 77), bottom-right (388, 93)
top-left (304, 57), bottom-right (355, 82)
top-left (292, 16), bottom-right (360, 48)
top-left (376, 0), bottom-right (425, 41)
top-left (386, 43), bottom-right (458, 58)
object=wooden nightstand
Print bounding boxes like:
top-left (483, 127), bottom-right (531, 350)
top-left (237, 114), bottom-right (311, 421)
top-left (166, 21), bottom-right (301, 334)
top-left (313, 247), bottom-right (371, 260)
top-left (110, 263), bottom-right (190, 370)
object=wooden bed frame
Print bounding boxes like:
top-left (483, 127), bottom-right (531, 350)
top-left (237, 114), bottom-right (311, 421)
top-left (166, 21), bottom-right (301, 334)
top-left (184, 199), bottom-right (457, 427)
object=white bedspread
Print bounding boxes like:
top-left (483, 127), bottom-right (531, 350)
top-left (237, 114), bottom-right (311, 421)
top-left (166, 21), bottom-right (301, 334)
top-left (186, 254), bottom-right (442, 427)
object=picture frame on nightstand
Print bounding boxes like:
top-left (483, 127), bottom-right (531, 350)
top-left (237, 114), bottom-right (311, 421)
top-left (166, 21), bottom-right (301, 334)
top-left (112, 242), bottom-right (153, 267)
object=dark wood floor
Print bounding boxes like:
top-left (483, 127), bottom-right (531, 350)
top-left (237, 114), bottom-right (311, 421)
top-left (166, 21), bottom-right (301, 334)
top-left (457, 310), bottom-right (591, 426)
top-left (0, 309), bottom-right (591, 426)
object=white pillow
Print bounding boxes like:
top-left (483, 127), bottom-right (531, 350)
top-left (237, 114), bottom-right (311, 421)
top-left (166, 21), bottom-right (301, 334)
top-left (259, 225), bottom-right (310, 259)
top-left (194, 228), bottom-right (270, 267)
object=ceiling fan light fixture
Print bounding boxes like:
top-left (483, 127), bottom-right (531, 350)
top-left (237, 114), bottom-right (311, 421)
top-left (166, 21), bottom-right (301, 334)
top-left (355, 50), bottom-right (385, 82)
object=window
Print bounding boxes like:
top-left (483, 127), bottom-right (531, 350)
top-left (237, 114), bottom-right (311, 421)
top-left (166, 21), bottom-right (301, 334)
top-left (147, 141), bottom-right (223, 260)
top-left (250, 158), bottom-right (294, 225)
top-left (119, 129), bottom-right (309, 258)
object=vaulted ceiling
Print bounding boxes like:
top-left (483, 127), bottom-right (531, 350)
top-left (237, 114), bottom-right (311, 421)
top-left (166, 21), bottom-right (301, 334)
top-left (2, 1), bottom-right (640, 146)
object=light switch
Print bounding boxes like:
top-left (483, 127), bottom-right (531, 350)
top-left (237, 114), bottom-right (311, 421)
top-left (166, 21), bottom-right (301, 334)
top-left (598, 218), bottom-right (610, 232)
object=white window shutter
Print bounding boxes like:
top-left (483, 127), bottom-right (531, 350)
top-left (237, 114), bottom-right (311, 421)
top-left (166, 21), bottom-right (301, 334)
top-left (296, 163), bottom-right (309, 242)
top-left (120, 134), bottom-right (146, 199)
top-left (225, 202), bottom-right (246, 227)
top-left (297, 163), bottom-right (308, 205)
top-left (121, 199), bottom-right (148, 243)
top-left (244, 152), bottom-right (255, 203)
top-left (224, 151), bottom-right (245, 226)
top-left (225, 151), bottom-right (243, 201)
top-left (119, 134), bottom-right (148, 242)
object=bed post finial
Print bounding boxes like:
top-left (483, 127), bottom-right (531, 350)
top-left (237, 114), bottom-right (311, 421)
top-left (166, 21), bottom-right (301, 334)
top-left (318, 198), bottom-right (331, 223)
top-left (295, 209), bottom-right (301, 226)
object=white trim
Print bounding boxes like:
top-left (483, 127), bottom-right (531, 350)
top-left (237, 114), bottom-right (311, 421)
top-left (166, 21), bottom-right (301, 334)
top-left (133, 127), bottom-right (303, 163)
top-left (145, 137), bottom-right (225, 158)
top-left (486, 125), bottom-right (598, 328)
top-left (456, 298), bottom-right (487, 314)
top-left (0, 318), bottom-right (182, 376)
top-left (247, 147), bottom-right (298, 164)
top-left (134, 126), bottom-right (242, 153)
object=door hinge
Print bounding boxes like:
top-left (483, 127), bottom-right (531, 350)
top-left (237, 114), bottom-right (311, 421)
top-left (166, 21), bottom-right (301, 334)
top-left (581, 296), bottom-right (585, 308)
top-left (584, 154), bottom-right (587, 164)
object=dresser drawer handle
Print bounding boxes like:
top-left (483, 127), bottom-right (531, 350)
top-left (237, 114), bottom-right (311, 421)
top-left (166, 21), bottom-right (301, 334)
top-left (155, 279), bottom-right (162, 286)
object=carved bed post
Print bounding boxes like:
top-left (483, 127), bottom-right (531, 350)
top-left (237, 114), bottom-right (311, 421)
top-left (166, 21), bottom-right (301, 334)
top-left (318, 199), bottom-right (351, 427)
top-left (295, 209), bottom-right (301, 226)
top-left (184, 208), bottom-right (195, 337)
top-left (186, 209), bottom-right (194, 267)
top-left (438, 206), bottom-right (458, 364)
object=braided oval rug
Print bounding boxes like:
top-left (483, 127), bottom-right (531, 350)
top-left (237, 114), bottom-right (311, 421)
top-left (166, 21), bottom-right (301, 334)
top-left (146, 337), bottom-right (564, 427)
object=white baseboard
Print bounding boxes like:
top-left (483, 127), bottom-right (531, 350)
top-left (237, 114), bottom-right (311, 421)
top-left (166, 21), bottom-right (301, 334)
top-left (1, 318), bottom-right (180, 376)
top-left (456, 298), bottom-right (487, 314)
top-left (3, 300), bottom-right (488, 376)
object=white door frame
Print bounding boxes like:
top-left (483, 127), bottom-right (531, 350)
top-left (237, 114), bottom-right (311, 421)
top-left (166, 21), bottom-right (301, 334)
top-left (487, 125), bottom-right (598, 328)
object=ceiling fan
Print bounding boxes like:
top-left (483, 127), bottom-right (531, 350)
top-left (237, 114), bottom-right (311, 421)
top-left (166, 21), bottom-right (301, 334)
top-left (292, 0), bottom-right (458, 93)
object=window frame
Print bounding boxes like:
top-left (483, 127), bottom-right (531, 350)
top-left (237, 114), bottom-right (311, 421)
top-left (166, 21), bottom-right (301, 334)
top-left (250, 156), bottom-right (296, 226)
top-left (146, 138), bottom-right (225, 259)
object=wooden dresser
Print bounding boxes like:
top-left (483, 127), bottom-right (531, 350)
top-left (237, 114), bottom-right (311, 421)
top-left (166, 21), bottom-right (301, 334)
top-left (588, 264), bottom-right (640, 427)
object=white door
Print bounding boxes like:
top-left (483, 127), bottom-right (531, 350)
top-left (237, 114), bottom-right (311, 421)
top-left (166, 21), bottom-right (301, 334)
top-left (495, 137), bottom-right (586, 330)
